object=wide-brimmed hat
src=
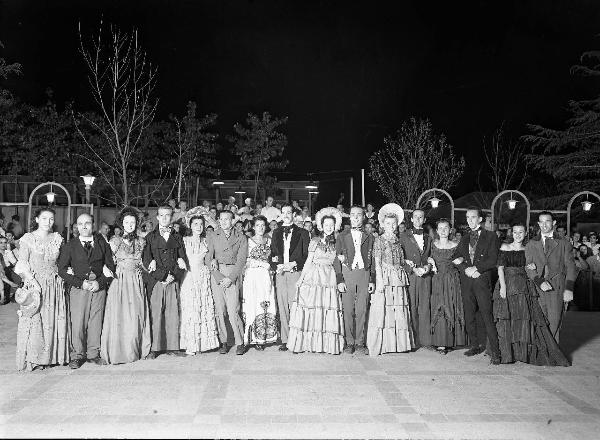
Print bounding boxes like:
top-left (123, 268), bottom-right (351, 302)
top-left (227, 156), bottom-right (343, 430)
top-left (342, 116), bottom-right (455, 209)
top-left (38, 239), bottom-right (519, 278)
top-left (185, 206), bottom-right (217, 229)
top-left (15, 283), bottom-right (41, 318)
top-left (378, 203), bottom-right (405, 226)
top-left (315, 207), bottom-right (343, 232)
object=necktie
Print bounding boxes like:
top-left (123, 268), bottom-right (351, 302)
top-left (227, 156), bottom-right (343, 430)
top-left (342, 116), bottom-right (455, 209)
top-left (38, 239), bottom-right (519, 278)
top-left (414, 229), bottom-right (423, 235)
top-left (469, 229), bottom-right (479, 248)
top-left (83, 241), bottom-right (92, 256)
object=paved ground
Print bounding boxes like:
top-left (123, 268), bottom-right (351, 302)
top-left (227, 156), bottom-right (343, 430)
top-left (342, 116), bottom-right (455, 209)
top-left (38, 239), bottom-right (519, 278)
top-left (1, 303), bottom-right (599, 439)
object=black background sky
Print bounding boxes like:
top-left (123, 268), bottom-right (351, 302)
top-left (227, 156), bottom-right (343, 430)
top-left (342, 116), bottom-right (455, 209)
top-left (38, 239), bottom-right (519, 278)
top-left (2, 0), bottom-right (600, 205)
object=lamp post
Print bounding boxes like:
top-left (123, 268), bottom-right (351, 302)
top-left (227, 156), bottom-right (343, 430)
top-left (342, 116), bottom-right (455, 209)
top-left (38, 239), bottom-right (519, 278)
top-left (416, 188), bottom-right (455, 226)
top-left (212, 180), bottom-right (224, 205)
top-left (490, 190), bottom-right (530, 231)
top-left (46, 184), bottom-right (56, 205)
top-left (566, 191), bottom-right (600, 233)
top-left (81, 174), bottom-right (96, 205)
top-left (234, 187), bottom-right (246, 208)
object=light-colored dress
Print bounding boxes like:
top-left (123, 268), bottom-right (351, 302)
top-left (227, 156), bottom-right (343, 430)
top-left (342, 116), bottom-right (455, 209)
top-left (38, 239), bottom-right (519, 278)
top-left (367, 234), bottom-right (412, 355)
top-left (100, 237), bottom-right (151, 364)
top-left (287, 238), bottom-right (345, 354)
top-left (179, 236), bottom-right (219, 354)
top-left (15, 232), bottom-right (69, 369)
top-left (242, 237), bottom-right (278, 345)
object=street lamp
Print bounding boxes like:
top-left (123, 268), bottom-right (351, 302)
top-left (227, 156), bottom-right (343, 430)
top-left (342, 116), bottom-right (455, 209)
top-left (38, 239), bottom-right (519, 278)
top-left (234, 187), bottom-right (246, 207)
top-left (212, 181), bottom-right (224, 186)
top-left (582, 200), bottom-right (593, 212)
top-left (81, 174), bottom-right (96, 205)
top-left (506, 192), bottom-right (518, 210)
top-left (305, 182), bottom-right (318, 190)
top-left (430, 196), bottom-right (441, 209)
top-left (46, 183), bottom-right (56, 204)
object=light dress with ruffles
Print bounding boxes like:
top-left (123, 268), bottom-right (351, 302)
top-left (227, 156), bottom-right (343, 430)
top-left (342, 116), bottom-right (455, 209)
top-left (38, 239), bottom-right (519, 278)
top-left (367, 234), bottom-right (413, 355)
top-left (287, 238), bottom-right (345, 354)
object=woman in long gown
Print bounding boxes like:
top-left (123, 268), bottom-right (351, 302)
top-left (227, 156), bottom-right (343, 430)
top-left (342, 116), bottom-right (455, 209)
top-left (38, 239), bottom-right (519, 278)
top-left (367, 204), bottom-right (412, 356)
top-left (494, 224), bottom-right (570, 366)
top-left (179, 209), bottom-right (219, 355)
top-left (242, 216), bottom-right (278, 350)
top-left (287, 207), bottom-right (345, 354)
top-left (15, 208), bottom-right (69, 370)
top-left (100, 208), bottom-right (151, 364)
top-left (429, 219), bottom-right (467, 355)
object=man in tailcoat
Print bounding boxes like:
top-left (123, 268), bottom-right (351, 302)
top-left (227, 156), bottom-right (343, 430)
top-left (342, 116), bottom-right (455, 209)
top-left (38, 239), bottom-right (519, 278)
top-left (335, 206), bottom-right (375, 354)
top-left (525, 211), bottom-right (576, 343)
top-left (399, 209), bottom-right (433, 348)
top-left (205, 210), bottom-right (248, 355)
top-left (270, 204), bottom-right (310, 351)
top-left (58, 213), bottom-right (115, 369)
top-left (143, 205), bottom-right (188, 359)
top-left (452, 208), bottom-right (501, 364)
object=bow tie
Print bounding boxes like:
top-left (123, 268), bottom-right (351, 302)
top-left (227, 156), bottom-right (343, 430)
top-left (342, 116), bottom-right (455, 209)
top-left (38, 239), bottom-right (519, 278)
top-left (282, 225), bottom-right (293, 235)
top-left (159, 227), bottom-right (171, 235)
top-left (470, 229), bottom-right (480, 237)
top-left (413, 229), bottom-right (423, 235)
top-left (351, 227), bottom-right (363, 232)
top-left (123, 232), bottom-right (137, 241)
top-left (542, 234), bottom-right (553, 240)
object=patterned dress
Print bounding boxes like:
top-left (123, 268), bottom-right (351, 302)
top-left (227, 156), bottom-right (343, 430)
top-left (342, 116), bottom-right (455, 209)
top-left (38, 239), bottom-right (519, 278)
top-left (367, 234), bottom-right (412, 355)
top-left (287, 238), bottom-right (345, 354)
top-left (430, 244), bottom-right (467, 348)
top-left (100, 236), bottom-right (151, 364)
top-left (15, 232), bottom-right (69, 369)
top-left (242, 237), bottom-right (278, 345)
top-left (493, 250), bottom-right (570, 366)
top-left (179, 236), bottom-right (219, 354)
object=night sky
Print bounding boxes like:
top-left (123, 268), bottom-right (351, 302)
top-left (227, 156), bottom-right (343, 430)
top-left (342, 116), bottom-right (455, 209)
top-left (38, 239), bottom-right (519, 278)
top-left (2, 0), bottom-right (600, 204)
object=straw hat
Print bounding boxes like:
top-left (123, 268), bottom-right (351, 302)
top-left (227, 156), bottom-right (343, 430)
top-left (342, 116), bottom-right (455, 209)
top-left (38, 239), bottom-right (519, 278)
top-left (185, 206), bottom-right (217, 229)
top-left (15, 283), bottom-right (41, 318)
top-left (378, 203), bottom-right (405, 226)
top-left (315, 207), bottom-right (343, 232)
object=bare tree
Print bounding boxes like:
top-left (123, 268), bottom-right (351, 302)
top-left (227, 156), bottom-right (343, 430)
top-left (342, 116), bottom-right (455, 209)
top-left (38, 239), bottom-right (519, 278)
top-left (369, 117), bottom-right (465, 208)
top-left (74, 21), bottom-right (158, 207)
top-left (482, 122), bottom-right (527, 193)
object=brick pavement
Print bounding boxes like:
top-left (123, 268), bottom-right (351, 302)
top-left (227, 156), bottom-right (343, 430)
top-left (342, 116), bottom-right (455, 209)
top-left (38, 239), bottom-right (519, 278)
top-left (1, 302), bottom-right (599, 439)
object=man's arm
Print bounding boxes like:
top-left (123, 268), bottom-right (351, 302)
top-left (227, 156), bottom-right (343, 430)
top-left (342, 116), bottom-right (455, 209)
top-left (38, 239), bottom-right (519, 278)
top-left (563, 239), bottom-right (576, 292)
top-left (269, 231), bottom-right (281, 271)
top-left (57, 242), bottom-right (84, 288)
top-left (142, 234), bottom-right (167, 282)
top-left (475, 233), bottom-right (500, 274)
top-left (334, 235), bottom-right (344, 284)
top-left (296, 229), bottom-right (310, 270)
top-left (398, 235), bottom-right (414, 273)
top-left (452, 237), bottom-right (469, 273)
top-left (97, 239), bottom-right (115, 290)
top-left (205, 233), bottom-right (224, 282)
top-left (229, 234), bottom-right (248, 283)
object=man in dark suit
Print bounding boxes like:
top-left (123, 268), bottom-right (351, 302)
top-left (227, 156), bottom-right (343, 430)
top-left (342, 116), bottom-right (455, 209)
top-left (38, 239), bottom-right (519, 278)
top-left (143, 205), bottom-right (188, 359)
top-left (525, 211), bottom-right (576, 343)
top-left (58, 213), bottom-right (115, 369)
top-left (335, 206), bottom-right (375, 354)
top-left (399, 209), bottom-right (433, 348)
top-left (270, 204), bottom-right (310, 351)
top-left (452, 207), bottom-right (501, 364)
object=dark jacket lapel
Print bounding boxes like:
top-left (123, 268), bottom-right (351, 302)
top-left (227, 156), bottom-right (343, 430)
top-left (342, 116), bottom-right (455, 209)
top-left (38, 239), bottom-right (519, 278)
top-left (289, 225), bottom-right (301, 253)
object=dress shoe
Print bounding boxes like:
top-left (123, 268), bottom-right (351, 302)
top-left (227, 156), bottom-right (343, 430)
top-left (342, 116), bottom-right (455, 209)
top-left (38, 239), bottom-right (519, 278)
top-left (236, 344), bottom-right (246, 355)
top-left (219, 344), bottom-right (229, 354)
top-left (278, 344), bottom-right (288, 352)
top-left (87, 356), bottom-right (108, 365)
top-left (167, 350), bottom-right (186, 357)
top-left (354, 345), bottom-right (367, 355)
top-left (144, 351), bottom-right (159, 360)
top-left (69, 358), bottom-right (86, 369)
top-left (255, 344), bottom-right (265, 351)
top-left (343, 346), bottom-right (355, 354)
top-left (490, 353), bottom-right (502, 365)
top-left (463, 346), bottom-right (485, 357)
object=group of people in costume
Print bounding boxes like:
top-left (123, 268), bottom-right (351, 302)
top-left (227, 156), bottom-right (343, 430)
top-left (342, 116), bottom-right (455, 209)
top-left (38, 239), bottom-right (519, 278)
top-left (14, 200), bottom-right (572, 371)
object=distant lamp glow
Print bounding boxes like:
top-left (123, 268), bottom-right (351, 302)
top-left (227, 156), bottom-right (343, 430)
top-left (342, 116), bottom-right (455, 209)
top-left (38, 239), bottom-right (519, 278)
top-left (305, 180), bottom-right (318, 190)
top-left (81, 174), bottom-right (96, 187)
top-left (234, 189), bottom-right (246, 195)
top-left (582, 200), bottom-right (593, 212)
top-left (46, 187), bottom-right (56, 204)
top-left (507, 199), bottom-right (518, 210)
top-left (430, 196), bottom-right (441, 209)
top-left (309, 191), bottom-right (319, 195)
top-left (212, 181), bottom-right (225, 186)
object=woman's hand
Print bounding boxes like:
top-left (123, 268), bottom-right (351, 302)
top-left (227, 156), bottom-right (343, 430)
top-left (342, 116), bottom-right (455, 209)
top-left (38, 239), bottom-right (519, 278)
top-left (526, 263), bottom-right (536, 271)
top-left (499, 285), bottom-right (507, 299)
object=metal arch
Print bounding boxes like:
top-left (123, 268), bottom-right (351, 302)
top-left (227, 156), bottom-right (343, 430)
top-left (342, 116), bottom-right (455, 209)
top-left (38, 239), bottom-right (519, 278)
top-left (27, 181), bottom-right (72, 241)
top-left (566, 190), bottom-right (600, 233)
top-left (490, 189), bottom-right (531, 231)
top-left (415, 188), bottom-right (455, 226)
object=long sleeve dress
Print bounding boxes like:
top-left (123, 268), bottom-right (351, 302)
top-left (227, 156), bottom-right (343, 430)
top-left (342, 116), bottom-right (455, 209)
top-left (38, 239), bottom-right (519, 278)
top-left (100, 236), bottom-right (151, 364)
top-left (242, 237), bottom-right (278, 346)
top-left (179, 236), bottom-right (219, 354)
top-left (287, 238), bottom-right (345, 354)
top-left (493, 250), bottom-right (570, 366)
top-left (15, 232), bottom-right (69, 368)
top-left (367, 234), bottom-right (412, 355)
top-left (430, 244), bottom-right (467, 348)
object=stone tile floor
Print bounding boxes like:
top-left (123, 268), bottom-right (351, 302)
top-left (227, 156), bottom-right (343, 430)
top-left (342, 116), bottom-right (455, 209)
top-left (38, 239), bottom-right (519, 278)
top-left (1, 302), bottom-right (599, 439)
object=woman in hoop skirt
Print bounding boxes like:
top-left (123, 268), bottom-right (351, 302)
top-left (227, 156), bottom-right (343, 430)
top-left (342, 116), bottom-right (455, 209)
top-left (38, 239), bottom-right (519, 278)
top-left (493, 223), bottom-right (570, 366)
top-left (242, 215), bottom-right (278, 350)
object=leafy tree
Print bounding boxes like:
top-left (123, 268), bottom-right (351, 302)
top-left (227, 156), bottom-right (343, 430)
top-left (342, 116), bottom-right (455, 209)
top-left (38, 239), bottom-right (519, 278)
top-left (369, 117), bottom-right (465, 208)
top-left (524, 48), bottom-right (600, 203)
top-left (0, 41), bottom-right (22, 107)
top-left (229, 111), bottom-right (288, 201)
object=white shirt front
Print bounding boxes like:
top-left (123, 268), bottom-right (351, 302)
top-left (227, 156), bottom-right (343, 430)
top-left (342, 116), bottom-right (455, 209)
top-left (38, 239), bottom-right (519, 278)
top-left (414, 233), bottom-right (424, 251)
top-left (283, 226), bottom-right (293, 265)
top-left (350, 229), bottom-right (365, 270)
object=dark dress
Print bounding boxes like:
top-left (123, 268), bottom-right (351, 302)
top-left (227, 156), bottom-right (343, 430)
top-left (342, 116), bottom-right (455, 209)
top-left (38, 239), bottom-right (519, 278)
top-left (430, 245), bottom-right (467, 347)
top-left (493, 250), bottom-right (570, 366)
